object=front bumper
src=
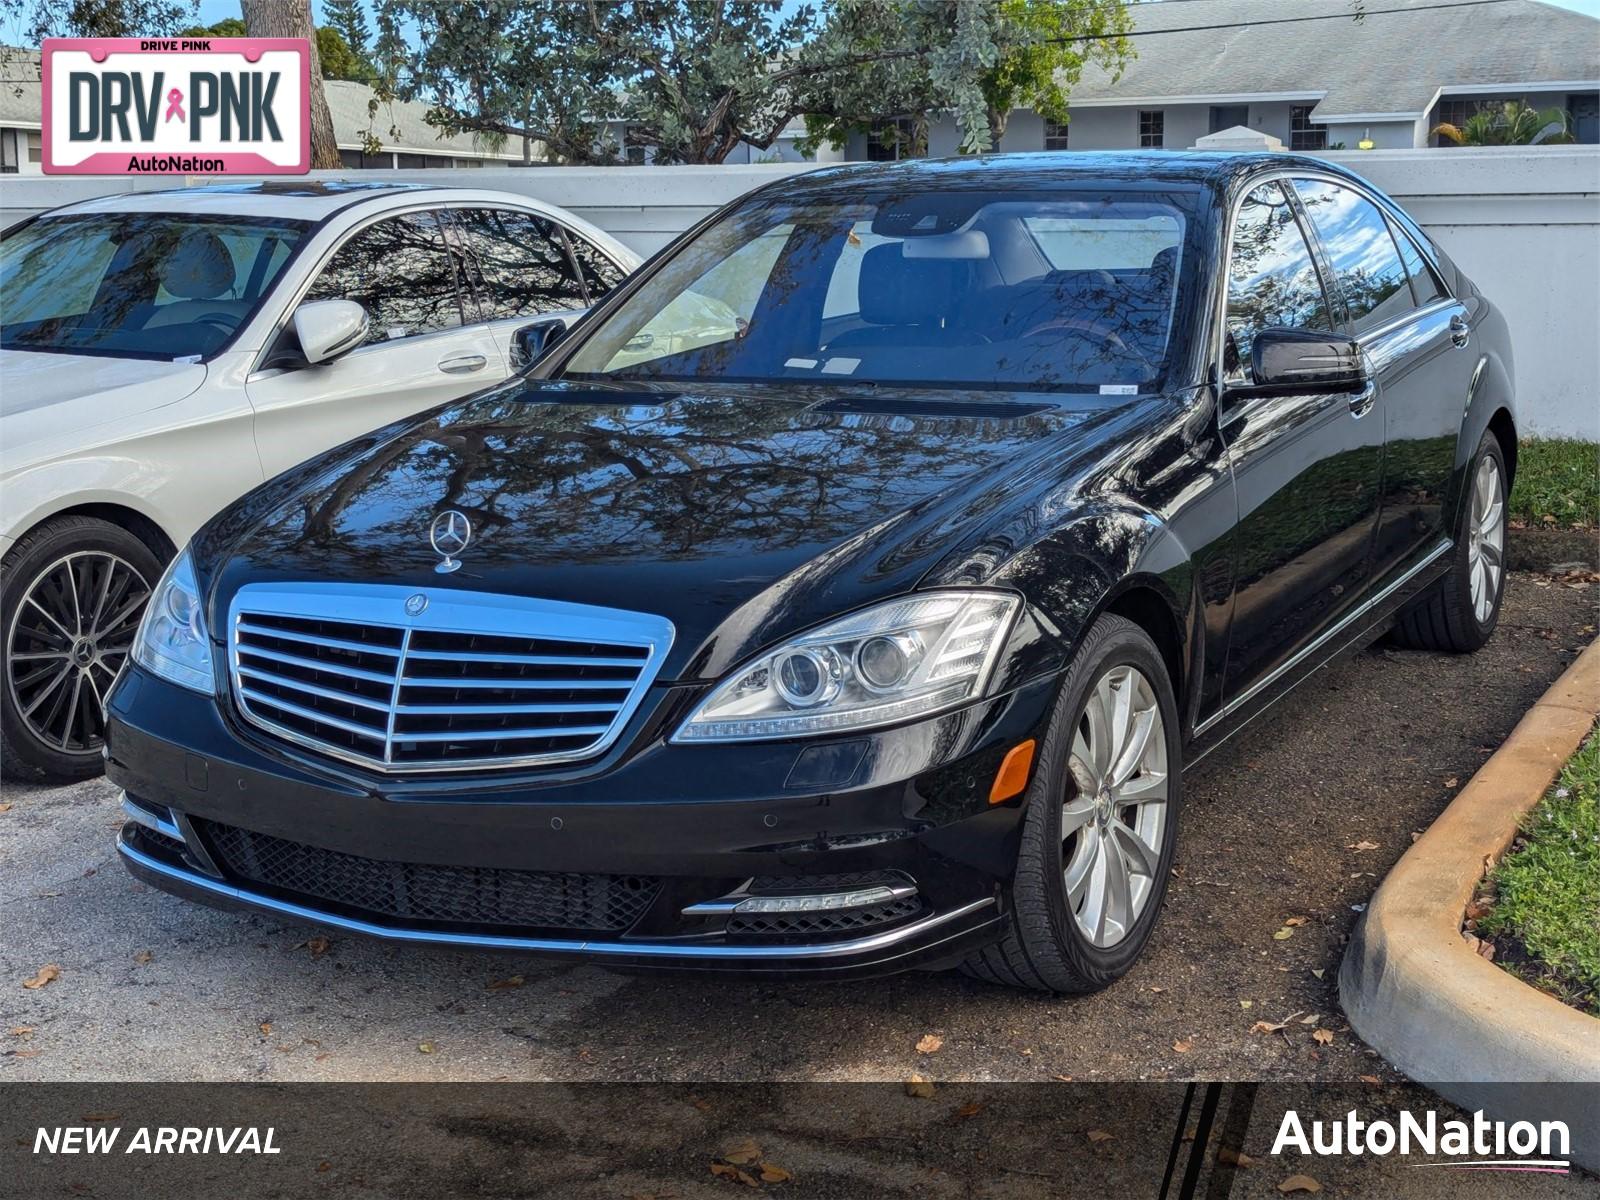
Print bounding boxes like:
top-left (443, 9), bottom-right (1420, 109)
top-left (107, 666), bottom-right (1056, 978)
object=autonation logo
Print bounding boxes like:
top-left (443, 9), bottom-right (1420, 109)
top-left (1273, 1108), bottom-right (1570, 1174)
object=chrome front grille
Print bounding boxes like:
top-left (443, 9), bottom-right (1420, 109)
top-left (228, 584), bottom-right (673, 772)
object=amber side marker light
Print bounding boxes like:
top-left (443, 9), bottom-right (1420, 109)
top-left (989, 739), bottom-right (1037, 804)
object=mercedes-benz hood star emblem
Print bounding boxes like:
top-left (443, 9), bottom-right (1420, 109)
top-left (429, 510), bottom-right (472, 574)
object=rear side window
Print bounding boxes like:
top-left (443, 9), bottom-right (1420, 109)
top-left (305, 212), bottom-right (463, 345)
top-left (1224, 182), bottom-right (1336, 382)
top-left (565, 233), bottom-right (626, 299)
top-left (1387, 218), bottom-right (1447, 307)
top-left (1292, 179), bottom-right (1413, 334)
top-left (450, 208), bottom-right (588, 319)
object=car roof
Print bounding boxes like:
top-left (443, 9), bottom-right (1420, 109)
top-left (765, 150), bottom-right (1369, 200)
top-left (43, 181), bottom-right (574, 223)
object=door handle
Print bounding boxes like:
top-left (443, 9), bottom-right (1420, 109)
top-left (1449, 315), bottom-right (1471, 348)
top-left (438, 354), bottom-right (487, 374)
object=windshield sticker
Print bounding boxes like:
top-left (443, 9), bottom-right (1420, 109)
top-left (784, 357), bottom-right (818, 370)
top-left (1100, 384), bottom-right (1139, 395)
top-left (821, 357), bottom-right (860, 375)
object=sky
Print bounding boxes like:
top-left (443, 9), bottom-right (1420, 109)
top-left (186, 0), bottom-right (1600, 32)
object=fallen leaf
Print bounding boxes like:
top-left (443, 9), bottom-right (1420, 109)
top-left (1283, 916), bottom-right (1308, 927)
top-left (1251, 1021), bottom-right (1287, 1035)
top-left (710, 1162), bottom-right (759, 1187)
top-left (915, 1034), bottom-right (943, 1054)
top-left (0, 802), bottom-right (13, 813)
top-left (258, 1022), bottom-right (272, 1036)
top-left (955, 1101), bottom-right (983, 1119)
top-left (904, 1074), bottom-right (936, 1098)
top-left (317, 1162), bottom-right (332, 1173)
top-left (690, 1095), bottom-right (713, 1112)
top-left (1359, 1074), bottom-right (1381, 1084)
top-left (1219, 1147), bottom-right (1258, 1168)
top-left (133, 950), bottom-right (153, 965)
top-left (1310, 969), bottom-right (1325, 980)
top-left (305, 936), bottom-right (331, 959)
top-left (1278, 1174), bottom-right (1323, 1194)
top-left (1272, 928), bottom-right (1295, 941)
top-left (314, 1053), bottom-right (331, 1063)
top-left (1348, 840), bottom-right (1379, 852)
top-left (1086, 1129), bottom-right (1114, 1144)
top-left (1444, 777), bottom-right (1459, 788)
top-left (758, 1163), bottom-right (792, 1183)
top-left (1172, 1038), bottom-right (1194, 1053)
top-left (486, 975), bottom-right (525, 991)
top-left (1311, 1028), bottom-right (1334, 1045)
top-left (722, 1139), bottom-right (762, 1166)
top-left (1149, 985), bottom-right (1166, 994)
top-left (1239, 1000), bottom-right (1253, 1009)
top-left (21, 964), bottom-right (60, 990)
top-left (10, 1049), bottom-right (42, 1058)
top-left (417, 1041), bottom-right (436, 1054)
top-left (1298, 1013), bottom-right (1320, 1025)
top-left (1476, 940), bottom-right (1496, 961)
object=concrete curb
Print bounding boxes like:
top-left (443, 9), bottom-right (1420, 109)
top-left (1340, 639), bottom-right (1600, 1167)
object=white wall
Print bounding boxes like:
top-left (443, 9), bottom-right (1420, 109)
top-left (2, 146), bottom-right (1595, 436)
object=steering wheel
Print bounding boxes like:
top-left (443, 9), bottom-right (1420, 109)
top-left (1019, 316), bottom-right (1158, 376)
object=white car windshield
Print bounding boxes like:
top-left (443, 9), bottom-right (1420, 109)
top-left (563, 187), bottom-right (1195, 392)
top-left (1, 212), bottom-right (311, 360)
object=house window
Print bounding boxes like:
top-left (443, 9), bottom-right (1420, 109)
top-left (1044, 119), bottom-right (1070, 151)
top-left (1290, 105), bottom-right (1327, 151)
top-left (0, 128), bottom-right (18, 173)
top-left (1139, 110), bottom-right (1164, 148)
top-left (867, 117), bottom-right (921, 161)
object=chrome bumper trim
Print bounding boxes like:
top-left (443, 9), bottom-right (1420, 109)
top-left (120, 792), bottom-right (184, 842)
top-left (117, 834), bottom-right (995, 960)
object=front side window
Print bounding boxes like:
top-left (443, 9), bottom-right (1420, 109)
top-left (450, 208), bottom-right (587, 319)
top-left (1388, 217), bottom-right (1447, 307)
top-left (1224, 182), bottom-right (1335, 382)
top-left (1292, 180), bottom-right (1413, 334)
top-left (305, 211), bottom-right (463, 345)
top-left (0, 213), bottom-right (310, 359)
top-left (562, 187), bottom-right (1195, 393)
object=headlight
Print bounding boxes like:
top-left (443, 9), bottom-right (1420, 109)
top-left (131, 548), bottom-right (215, 694)
top-left (673, 591), bottom-right (1019, 742)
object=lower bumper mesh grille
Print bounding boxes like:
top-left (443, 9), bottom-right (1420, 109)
top-left (197, 820), bottom-right (660, 934)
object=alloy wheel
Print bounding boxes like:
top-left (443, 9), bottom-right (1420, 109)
top-left (6, 551), bottom-right (150, 756)
top-left (1062, 664), bottom-right (1170, 948)
top-left (1466, 454), bottom-right (1505, 624)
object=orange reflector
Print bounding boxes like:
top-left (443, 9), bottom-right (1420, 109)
top-left (989, 739), bottom-right (1037, 805)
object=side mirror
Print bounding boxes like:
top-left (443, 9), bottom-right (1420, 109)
top-left (1249, 327), bottom-right (1366, 392)
top-left (292, 299), bottom-right (368, 366)
top-left (512, 317), bottom-right (570, 370)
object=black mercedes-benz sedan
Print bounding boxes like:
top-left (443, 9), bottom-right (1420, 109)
top-left (106, 152), bottom-right (1516, 991)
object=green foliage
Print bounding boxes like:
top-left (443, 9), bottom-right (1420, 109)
top-left (315, 24), bottom-right (377, 83)
top-left (1508, 439), bottom-right (1600, 529)
top-left (372, 0), bottom-right (1133, 164)
top-left (1479, 730), bottom-right (1600, 1015)
top-left (4, 0), bottom-right (198, 39)
top-left (1433, 100), bottom-right (1578, 147)
top-left (179, 17), bottom-right (245, 37)
top-left (322, 0), bottom-right (372, 57)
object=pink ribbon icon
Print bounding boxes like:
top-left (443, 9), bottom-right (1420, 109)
top-left (164, 88), bottom-right (185, 123)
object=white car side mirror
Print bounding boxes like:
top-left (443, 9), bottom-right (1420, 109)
top-left (292, 299), bottom-right (368, 365)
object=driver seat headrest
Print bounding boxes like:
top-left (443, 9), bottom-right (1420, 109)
top-left (158, 229), bottom-right (235, 300)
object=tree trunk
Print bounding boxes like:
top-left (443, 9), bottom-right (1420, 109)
top-left (987, 105), bottom-right (1008, 152)
top-left (242, 0), bottom-right (341, 170)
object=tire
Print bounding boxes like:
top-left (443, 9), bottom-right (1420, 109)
top-left (962, 613), bottom-right (1183, 993)
top-left (1390, 431), bottom-right (1508, 654)
top-left (2, 515), bottom-right (164, 783)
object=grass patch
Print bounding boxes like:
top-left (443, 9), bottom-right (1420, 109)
top-left (1477, 727), bottom-right (1600, 1016)
top-left (1509, 438), bottom-right (1599, 529)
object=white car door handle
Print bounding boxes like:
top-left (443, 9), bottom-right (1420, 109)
top-left (438, 354), bottom-right (487, 374)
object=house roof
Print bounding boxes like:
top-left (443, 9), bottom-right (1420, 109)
top-left (0, 49), bottom-right (524, 158)
top-left (1068, 0), bottom-right (1600, 120)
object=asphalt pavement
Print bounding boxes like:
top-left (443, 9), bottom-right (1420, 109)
top-left (2, 573), bottom-right (1594, 1086)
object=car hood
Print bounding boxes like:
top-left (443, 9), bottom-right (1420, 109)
top-left (205, 378), bottom-right (1116, 679)
top-left (0, 350), bottom-right (210, 461)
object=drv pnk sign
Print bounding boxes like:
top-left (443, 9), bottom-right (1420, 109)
top-left (43, 38), bottom-right (310, 174)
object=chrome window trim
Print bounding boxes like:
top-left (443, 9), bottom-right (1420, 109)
top-left (119, 833), bottom-right (994, 960)
top-left (227, 582), bottom-right (673, 774)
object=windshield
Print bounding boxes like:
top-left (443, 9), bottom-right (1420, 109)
top-left (564, 187), bottom-right (1194, 393)
top-left (1, 213), bottom-right (312, 360)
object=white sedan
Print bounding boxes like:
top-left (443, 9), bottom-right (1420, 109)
top-left (0, 181), bottom-right (640, 781)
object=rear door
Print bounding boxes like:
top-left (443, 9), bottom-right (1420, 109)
top-left (1291, 178), bottom-right (1472, 587)
top-left (245, 209), bottom-right (506, 480)
top-left (1215, 180), bottom-right (1386, 704)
